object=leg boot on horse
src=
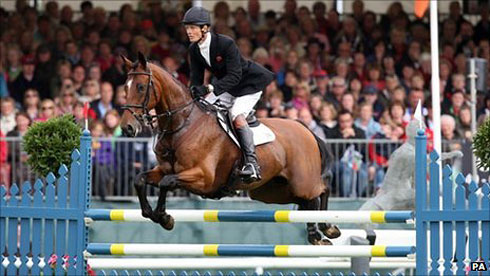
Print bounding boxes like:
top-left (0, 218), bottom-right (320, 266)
top-left (234, 115), bottom-right (261, 183)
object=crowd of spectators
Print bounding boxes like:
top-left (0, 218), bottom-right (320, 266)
top-left (0, 0), bottom-right (489, 198)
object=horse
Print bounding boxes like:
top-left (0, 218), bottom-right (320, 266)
top-left (119, 53), bottom-right (340, 245)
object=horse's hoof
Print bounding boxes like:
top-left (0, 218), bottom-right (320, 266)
top-left (322, 225), bottom-right (341, 239)
top-left (311, 238), bottom-right (332, 246)
top-left (159, 214), bottom-right (175, 230)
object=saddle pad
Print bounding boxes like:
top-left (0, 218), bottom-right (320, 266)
top-left (217, 111), bottom-right (275, 147)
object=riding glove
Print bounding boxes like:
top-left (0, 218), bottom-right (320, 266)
top-left (191, 85), bottom-right (208, 98)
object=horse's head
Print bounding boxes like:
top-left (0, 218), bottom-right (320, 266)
top-left (120, 52), bottom-right (160, 137)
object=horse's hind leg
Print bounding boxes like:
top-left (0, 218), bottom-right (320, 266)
top-left (318, 187), bottom-right (341, 239)
top-left (299, 197), bottom-right (332, 245)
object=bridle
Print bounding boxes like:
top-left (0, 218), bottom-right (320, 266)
top-left (121, 65), bottom-right (197, 136)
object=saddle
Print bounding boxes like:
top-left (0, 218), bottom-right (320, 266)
top-left (213, 101), bottom-right (275, 148)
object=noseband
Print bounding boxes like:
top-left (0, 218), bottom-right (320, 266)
top-left (121, 66), bottom-right (197, 135)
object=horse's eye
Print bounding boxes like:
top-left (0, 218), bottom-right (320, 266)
top-left (137, 83), bottom-right (145, 93)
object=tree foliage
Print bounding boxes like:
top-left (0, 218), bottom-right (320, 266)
top-left (23, 115), bottom-right (82, 176)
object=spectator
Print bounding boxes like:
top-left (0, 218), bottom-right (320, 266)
top-left (57, 83), bottom-right (77, 115)
top-left (441, 114), bottom-right (461, 141)
top-left (0, 97), bottom-right (17, 135)
top-left (6, 45), bottom-right (23, 85)
top-left (326, 110), bottom-right (367, 197)
top-left (88, 63), bottom-right (102, 82)
top-left (309, 94), bottom-right (324, 121)
top-left (355, 102), bottom-right (382, 139)
top-left (442, 89), bottom-right (465, 117)
top-left (312, 69), bottom-right (329, 98)
top-left (290, 82), bottom-right (311, 111)
top-left (90, 119), bottom-right (114, 201)
top-left (340, 92), bottom-right (356, 114)
top-left (102, 48), bottom-right (128, 89)
top-left (280, 70), bottom-right (298, 103)
top-left (96, 40), bottom-right (114, 73)
top-left (285, 104), bottom-right (298, 120)
top-left (474, 4), bottom-right (490, 44)
top-left (37, 99), bottom-right (57, 121)
top-left (81, 79), bottom-right (100, 102)
top-left (456, 105), bottom-right (472, 140)
top-left (6, 112), bottom-right (32, 186)
top-left (10, 54), bottom-right (42, 103)
top-left (298, 107), bottom-right (326, 140)
top-left (162, 56), bottom-right (188, 85)
top-left (50, 60), bottom-right (73, 98)
top-left (277, 50), bottom-right (300, 86)
top-left (318, 102), bottom-right (337, 130)
top-left (326, 76), bottom-right (347, 110)
top-left (22, 89), bottom-right (40, 120)
top-left (72, 65), bottom-right (86, 94)
top-left (267, 90), bottom-right (286, 118)
top-left (91, 81), bottom-right (113, 119)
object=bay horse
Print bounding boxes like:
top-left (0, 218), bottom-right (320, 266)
top-left (119, 53), bottom-right (340, 245)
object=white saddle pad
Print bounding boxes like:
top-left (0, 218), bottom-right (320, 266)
top-left (216, 111), bottom-right (275, 147)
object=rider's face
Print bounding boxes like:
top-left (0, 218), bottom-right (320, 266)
top-left (185, 24), bottom-right (205, 43)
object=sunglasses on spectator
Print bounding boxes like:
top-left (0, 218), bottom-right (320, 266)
top-left (42, 106), bottom-right (55, 110)
top-left (26, 94), bottom-right (38, 98)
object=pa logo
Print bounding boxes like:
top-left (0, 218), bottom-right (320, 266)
top-left (471, 262), bottom-right (487, 271)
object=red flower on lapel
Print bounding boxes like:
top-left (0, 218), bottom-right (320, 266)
top-left (216, 55), bottom-right (223, 63)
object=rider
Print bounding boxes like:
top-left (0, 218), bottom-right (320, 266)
top-left (183, 6), bottom-right (274, 183)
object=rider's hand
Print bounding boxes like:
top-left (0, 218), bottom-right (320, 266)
top-left (191, 85), bottom-right (208, 98)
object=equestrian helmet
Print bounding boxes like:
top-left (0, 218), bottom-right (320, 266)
top-left (182, 6), bottom-right (211, 26)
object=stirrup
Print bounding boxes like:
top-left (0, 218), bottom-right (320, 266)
top-left (239, 163), bottom-right (261, 182)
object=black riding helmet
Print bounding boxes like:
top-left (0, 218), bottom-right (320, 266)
top-left (182, 6), bottom-right (211, 26)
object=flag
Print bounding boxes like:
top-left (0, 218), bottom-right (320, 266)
top-left (83, 102), bottom-right (89, 130)
top-left (415, 0), bottom-right (429, 18)
top-left (414, 99), bottom-right (423, 129)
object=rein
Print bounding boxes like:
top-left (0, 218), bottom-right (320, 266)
top-left (121, 66), bottom-right (198, 136)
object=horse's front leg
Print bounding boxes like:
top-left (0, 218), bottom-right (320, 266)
top-left (153, 175), bottom-right (180, 230)
top-left (134, 167), bottom-right (164, 221)
top-left (153, 166), bottom-right (209, 230)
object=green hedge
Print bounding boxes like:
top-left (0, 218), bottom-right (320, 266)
top-left (23, 115), bottom-right (82, 177)
top-left (473, 117), bottom-right (490, 171)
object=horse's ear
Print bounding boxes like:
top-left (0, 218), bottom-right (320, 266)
top-left (120, 55), bottom-right (132, 71)
top-left (138, 51), bottom-right (147, 69)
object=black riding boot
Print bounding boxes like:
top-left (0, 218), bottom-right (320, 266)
top-left (235, 125), bottom-right (261, 183)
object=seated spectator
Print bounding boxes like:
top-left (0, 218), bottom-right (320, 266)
top-left (363, 63), bottom-right (385, 91)
top-left (319, 102), bottom-right (338, 131)
top-left (10, 54), bottom-right (42, 103)
top-left (456, 105), bottom-right (472, 140)
top-left (22, 89), bottom-right (40, 120)
top-left (91, 81), bottom-right (113, 119)
top-left (340, 92), bottom-right (357, 114)
top-left (162, 56), bottom-right (188, 85)
top-left (50, 60), bottom-right (73, 98)
top-left (88, 63), bottom-right (102, 82)
top-left (103, 109), bottom-right (123, 143)
top-left (1, 97), bottom-right (17, 135)
top-left (311, 69), bottom-right (329, 98)
top-left (81, 79), bottom-right (100, 102)
top-left (290, 82), bottom-right (311, 111)
top-left (102, 47), bottom-right (128, 89)
top-left (298, 107), bottom-right (326, 140)
top-left (326, 76), bottom-right (347, 110)
top-left (72, 65), bottom-right (86, 94)
top-left (355, 102), bottom-right (382, 139)
top-left (309, 94), bottom-right (324, 121)
top-left (381, 101), bottom-right (407, 139)
top-left (285, 104), bottom-right (298, 120)
top-left (267, 90), bottom-right (286, 118)
top-left (56, 84), bottom-right (77, 115)
top-left (348, 78), bottom-right (362, 102)
top-left (442, 89), bottom-right (466, 117)
top-left (441, 114), bottom-right (461, 141)
top-left (279, 70), bottom-right (298, 102)
top-left (37, 99), bottom-right (57, 121)
top-left (360, 85), bottom-right (384, 119)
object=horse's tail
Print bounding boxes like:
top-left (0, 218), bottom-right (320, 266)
top-left (295, 120), bottom-right (333, 182)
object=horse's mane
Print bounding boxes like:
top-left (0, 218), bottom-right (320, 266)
top-left (133, 60), bottom-right (190, 93)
